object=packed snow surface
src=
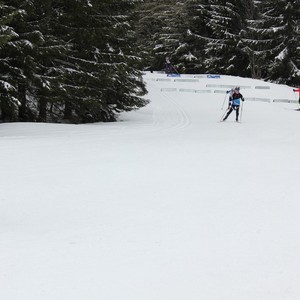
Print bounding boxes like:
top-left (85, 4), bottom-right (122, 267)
top-left (1, 73), bottom-right (300, 300)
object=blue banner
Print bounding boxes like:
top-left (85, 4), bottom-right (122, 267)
top-left (207, 75), bottom-right (221, 79)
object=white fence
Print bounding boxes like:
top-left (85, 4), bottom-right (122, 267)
top-left (148, 76), bottom-right (295, 104)
top-left (174, 79), bottom-right (199, 83)
top-left (245, 97), bottom-right (271, 103)
top-left (160, 88), bottom-right (177, 92)
top-left (159, 88), bottom-right (295, 104)
top-left (273, 99), bottom-right (297, 103)
top-left (255, 86), bottom-right (270, 89)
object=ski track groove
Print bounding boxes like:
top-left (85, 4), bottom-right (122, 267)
top-left (147, 81), bottom-right (191, 132)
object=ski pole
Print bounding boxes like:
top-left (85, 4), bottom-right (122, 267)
top-left (221, 92), bottom-right (228, 110)
top-left (240, 101), bottom-right (244, 122)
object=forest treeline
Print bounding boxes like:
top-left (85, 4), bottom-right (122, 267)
top-left (1, 0), bottom-right (299, 123)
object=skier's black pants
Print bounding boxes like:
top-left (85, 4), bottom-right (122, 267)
top-left (224, 105), bottom-right (239, 120)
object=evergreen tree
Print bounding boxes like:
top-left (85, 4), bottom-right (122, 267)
top-left (135, 0), bottom-right (299, 83)
top-left (263, 0), bottom-right (300, 84)
top-left (0, 2), bottom-right (23, 121)
top-left (135, 0), bottom-right (188, 72)
top-left (51, 0), bottom-right (147, 123)
top-left (240, 0), bottom-right (267, 78)
top-left (0, 0), bottom-right (147, 123)
top-left (0, 0), bottom-right (66, 122)
top-left (27, 0), bottom-right (69, 122)
top-left (182, 0), bottom-right (252, 75)
top-left (241, 0), bottom-right (300, 84)
top-left (183, 0), bottom-right (210, 73)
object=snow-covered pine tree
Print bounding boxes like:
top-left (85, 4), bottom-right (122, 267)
top-left (0, 4), bottom-right (19, 47)
top-left (183, 0), bottom-right (211, 73)
top-left (135, 0), bottom-right (188, 72)
top-left (0, 0), bottom-right (67, 122)
top-left (263, 0), bottom-right (300, 85)
top-left (241, 0), bottom-right (300, 84)
top-left (25, 0), bottom-right (70, 122)
top-left (177, 1), bottom-right (248, 75)
top-left (179, 0), bottom-right (251, 75)
top-left (0, 3), bottom-right (23, 121)
top-left (135, 0), bottom-right (164, 71)
top-left (0, 0), bottom-right (147, 123)
top-left (18, 0), bottom-right (71, 122)
top-left (240, 0), bottom-right (268, 79)
top-left (52, 0), bottom-right (147, 123)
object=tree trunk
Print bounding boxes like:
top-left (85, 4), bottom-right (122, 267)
top-left (38, 96), bottom-right (47, 122)
top-left (64, 100), bottom-right (73, 120)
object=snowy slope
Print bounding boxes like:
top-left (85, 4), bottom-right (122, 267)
top-left (1, 73), bottom-right (300, 300)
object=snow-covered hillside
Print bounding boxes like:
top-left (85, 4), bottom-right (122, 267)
top-left (1, 73), bottom-right (300, 300)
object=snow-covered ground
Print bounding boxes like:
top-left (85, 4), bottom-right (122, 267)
top-left (1, 72), bottom-right (300, 300)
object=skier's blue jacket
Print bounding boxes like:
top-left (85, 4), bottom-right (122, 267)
top-left (232, 98), bottom-right (241, 106)
top-left (230, 92), bottom-right (244, 106)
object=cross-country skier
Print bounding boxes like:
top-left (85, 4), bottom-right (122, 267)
top-left (165, 57), bottom-right (172, 74)
top-left (223, 87), bottom-right (244, 122)
top-left (293, 88), bottom-right (300, 108)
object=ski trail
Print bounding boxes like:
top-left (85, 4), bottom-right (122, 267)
top-left (146, 81), bottom-right (191, 132)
